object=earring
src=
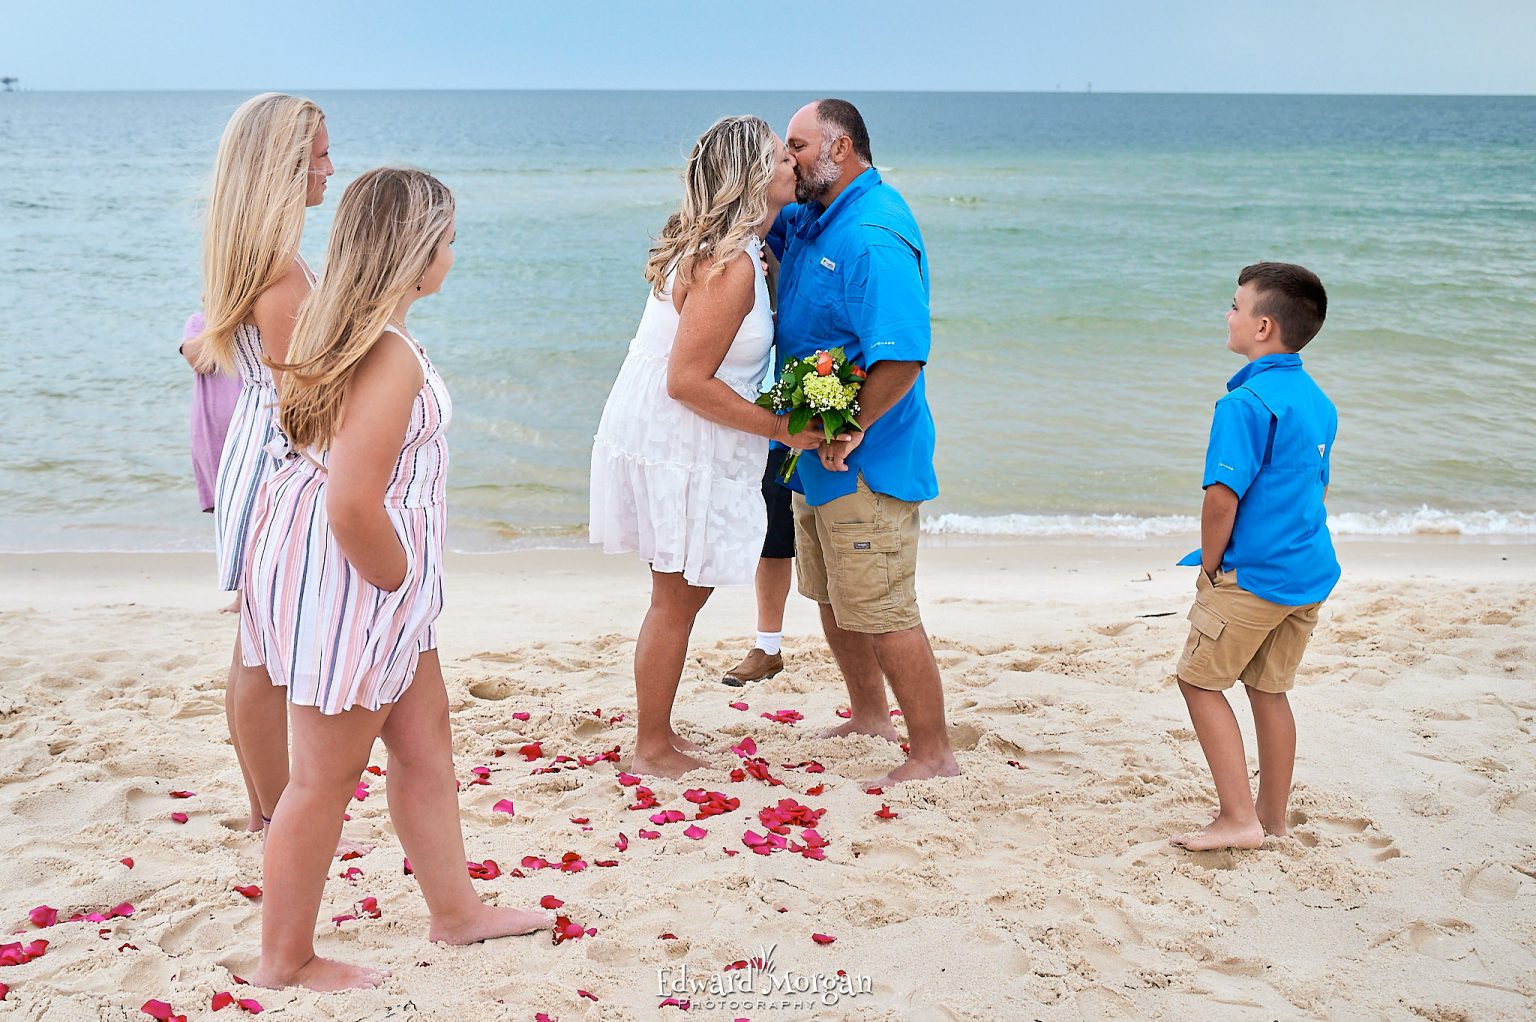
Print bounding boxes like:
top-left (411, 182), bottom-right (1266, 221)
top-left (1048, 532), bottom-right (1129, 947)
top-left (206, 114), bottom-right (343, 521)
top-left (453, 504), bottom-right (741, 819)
top-left (416, 284), bottom-right (423, 292)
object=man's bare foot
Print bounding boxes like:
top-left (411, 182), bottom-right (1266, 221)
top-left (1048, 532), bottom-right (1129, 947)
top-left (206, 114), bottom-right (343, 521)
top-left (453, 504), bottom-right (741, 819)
top-left (430, 904), bottom-right (553, 945)
top-left (1171, 815), bottom-right (1265, 851)
top-left (669, 732), bottom-right (706, 755)
top-left (220, 595), bottom-right (242, 614)
top-left (335, 838), bottom-right (373, 859)
top-left (816, 718), bottom-right (901, 742)
top-left (248, 954), bottom-right (387, 992)
top-left (630, 746), bottom-right (709, 779)
top-left (862, 755), bottom-right (961, 787)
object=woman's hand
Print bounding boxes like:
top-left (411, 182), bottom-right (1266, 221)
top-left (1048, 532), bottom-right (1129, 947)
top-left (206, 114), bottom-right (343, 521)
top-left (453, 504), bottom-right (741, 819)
top-left (773, 415), bottom-right (829, 451)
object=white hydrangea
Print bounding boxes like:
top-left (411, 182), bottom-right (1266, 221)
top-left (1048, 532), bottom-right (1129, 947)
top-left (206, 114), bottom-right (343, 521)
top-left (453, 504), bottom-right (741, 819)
top-left (803, 373), bottom-right (855, 410)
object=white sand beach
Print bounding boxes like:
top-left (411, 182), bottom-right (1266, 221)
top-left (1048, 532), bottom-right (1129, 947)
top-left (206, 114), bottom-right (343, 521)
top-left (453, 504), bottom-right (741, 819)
top-left (1, 540), bottom-right (1532, 1020)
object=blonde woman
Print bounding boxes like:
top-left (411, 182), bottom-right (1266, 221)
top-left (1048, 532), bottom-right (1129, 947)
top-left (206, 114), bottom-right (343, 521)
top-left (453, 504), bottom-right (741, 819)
top-left (241, 168), bottom-right (547, 991)
top-left (180, 92), bottom-right (332, 832)
top-left (590, 116), bottom-right (818, 779)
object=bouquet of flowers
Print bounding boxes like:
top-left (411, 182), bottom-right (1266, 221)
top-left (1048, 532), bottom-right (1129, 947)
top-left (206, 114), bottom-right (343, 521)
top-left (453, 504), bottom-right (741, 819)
top-left (756, 347), bottom-right (866, 482)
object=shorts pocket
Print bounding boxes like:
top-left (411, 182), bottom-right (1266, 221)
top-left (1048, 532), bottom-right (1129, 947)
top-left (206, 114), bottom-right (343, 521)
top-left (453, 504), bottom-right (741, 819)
top-left (826, 520), bottom-right (901, 615)
top-left (1188, 601), bottom-right (1226, 640)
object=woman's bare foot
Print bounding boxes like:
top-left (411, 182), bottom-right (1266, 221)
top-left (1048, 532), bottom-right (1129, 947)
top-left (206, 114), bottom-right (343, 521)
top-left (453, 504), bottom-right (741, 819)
top-left (334, 837), bottom-right (373, 859)
top-left (248, 954), bottom-right (387, 992)
top-left (862, 755), bottom-right (961, 788)
top-left (630, 746), bottom-right (709, 779)
top-left (1209, 806), bottom-right (1289, 838)
top-left (1171, 815), bottom-right (1265, 851)
top-left (816, 718), bottom-right (901, 742)
top-left (220, 595), bottom-right (242, 614)
top-left (429, 904), bottom-right (553, 945)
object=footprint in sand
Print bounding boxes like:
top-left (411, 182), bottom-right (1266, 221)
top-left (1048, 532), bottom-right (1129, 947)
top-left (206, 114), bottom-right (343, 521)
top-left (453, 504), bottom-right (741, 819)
top-left (1460, 862), bottom-right (1525, 903)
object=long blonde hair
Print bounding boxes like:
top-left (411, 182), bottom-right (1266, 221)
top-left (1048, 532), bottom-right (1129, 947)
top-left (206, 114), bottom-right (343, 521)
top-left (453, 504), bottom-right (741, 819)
top-left (192, 92), bottom-right (325, 374)
top-left (275, 167), bottom-right (455, 452)
top-left (645, 115), bottom-right (777, 296)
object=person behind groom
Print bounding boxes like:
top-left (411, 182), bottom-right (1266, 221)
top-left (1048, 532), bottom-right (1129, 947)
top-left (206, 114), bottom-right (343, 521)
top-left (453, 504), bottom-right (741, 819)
top-left (769, 98), bottom-right (959, 786)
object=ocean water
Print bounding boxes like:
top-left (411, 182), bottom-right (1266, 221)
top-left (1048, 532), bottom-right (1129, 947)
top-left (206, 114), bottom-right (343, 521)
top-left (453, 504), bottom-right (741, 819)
top-left (2, 90), bottom-right (1534, 552)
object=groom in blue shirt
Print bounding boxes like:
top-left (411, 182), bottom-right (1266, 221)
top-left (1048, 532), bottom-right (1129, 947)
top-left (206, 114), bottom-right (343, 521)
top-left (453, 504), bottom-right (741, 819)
top-left (767, 99), bottom-right (958, 786)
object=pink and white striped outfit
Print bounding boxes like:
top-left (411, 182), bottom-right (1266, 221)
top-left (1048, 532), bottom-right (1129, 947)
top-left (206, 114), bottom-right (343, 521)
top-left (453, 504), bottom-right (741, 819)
top-left (240, 326), bottom-right (451, 715)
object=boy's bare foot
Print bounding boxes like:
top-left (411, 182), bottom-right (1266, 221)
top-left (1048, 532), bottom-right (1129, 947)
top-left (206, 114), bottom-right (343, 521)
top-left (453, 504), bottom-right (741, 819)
top-left (816, 718), bottom-right (901, 742)
top-left (1171, 815), bottom-right (1265, 851)
top-left (630, 747), bottom-right (709, 779)
top-left (862, 755), bottom-right (962, 787)
top-left (1208, 806), bottom-right (1290, 838)
top-left (429, 904), bottom-right (553, 945)
top-left (249, 954), bottom-right (387, 992)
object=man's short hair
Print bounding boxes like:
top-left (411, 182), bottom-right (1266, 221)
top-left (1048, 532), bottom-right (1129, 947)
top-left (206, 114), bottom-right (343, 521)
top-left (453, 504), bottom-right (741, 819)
top-left (1238, 262), bottom-right (1328, 351)
top-left (814, 98), bottom-right (873, 165)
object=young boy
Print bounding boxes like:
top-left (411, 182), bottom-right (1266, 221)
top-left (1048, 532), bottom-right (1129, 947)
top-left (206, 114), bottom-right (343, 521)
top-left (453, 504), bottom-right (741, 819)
top-left (1172, 262), bottom-right (1339, 852)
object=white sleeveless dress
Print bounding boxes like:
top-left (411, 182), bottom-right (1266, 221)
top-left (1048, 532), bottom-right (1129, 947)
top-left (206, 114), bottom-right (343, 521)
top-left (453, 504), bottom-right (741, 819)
top-left (589, 236), bottom-right (773, 588)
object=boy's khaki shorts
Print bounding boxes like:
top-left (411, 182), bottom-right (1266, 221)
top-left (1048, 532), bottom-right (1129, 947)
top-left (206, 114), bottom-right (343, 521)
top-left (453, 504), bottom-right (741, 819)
top-left (793, 474), bottom-right (922, 635)
top-left (1176, 570), bottom-right (1323, 694)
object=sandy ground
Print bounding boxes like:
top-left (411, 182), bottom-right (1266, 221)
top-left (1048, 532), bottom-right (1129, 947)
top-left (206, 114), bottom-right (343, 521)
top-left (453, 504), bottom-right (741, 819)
top-left (1, 540), bottom-right (1532, 1021)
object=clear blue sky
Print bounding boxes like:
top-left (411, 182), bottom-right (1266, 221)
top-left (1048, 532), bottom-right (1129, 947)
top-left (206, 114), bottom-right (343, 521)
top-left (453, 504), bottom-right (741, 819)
top-left (7, 0), bottom-right (1535, 94)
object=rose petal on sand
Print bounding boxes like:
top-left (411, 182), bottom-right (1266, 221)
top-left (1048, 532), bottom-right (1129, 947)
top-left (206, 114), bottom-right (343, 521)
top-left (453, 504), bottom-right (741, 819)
top-left (467, 859), bottom-right (501, 880)
top-left (863, 786), bottom-right (883, 795)
top-left (728, 701), bottom-right (749, 711)
top-left (120, 857), bottom-right (134, 868)
top-left (236, 999), bottom-right (263, 1013)
top-left (805, 784), bottom-right (825, 796)
top-left (169, 790), bottom-right (195, 799)
top-left (0, 982), bottom-right (8, 1000)
top-left (170, 812), bottom-right (188, 824)
top-left (352, 782), bottom-right (369, 801)
top-left (338, 849), bottom-right (364, 861)
top-left (731, 736), bottom-right (757, 757)
top-left (659, 932), bottom-right (678, 940)
top-left (683, 824), bottom-right (707, 840)
top-left (340, 867), bottom-right (364, 881)
top-left (760, 709), bottom-right (803, 725)
top-left (569, 816), bottom-right (589, 825)
top-left (539, 895), bottom-right (564, 910)
top-left (28, 906), bottom-right (57, 928)
top-left (359, 896), bottom-right (381, 918)
top-left (874, 805), bottom-right (899, 819)
top-left (492, 799), bottom-right (516, 815)
top-left (141, 1001), bottom-right (180, 1021)
top-left (616, 832), bottom-right (629, 852)
top-left (835, 707), bottom-right (852, 719)
top-left (511, 711), bottom-right (532, 721)
top-left (212, 991), bottom-right (235, 1011)
top-left (616, 772), bottom-right (641, 786)
top-left (811, 932), bottom-right (837, 945)
top-left (330, 913), bottom-right (357, 925)
top-left (233, 885), bottom-right (262, 899)
top-left (638, 829), bottom-right (661, 840)
top-left (402, 857), bottom-right (413, 875)
top-left (578, 989), bottom-right (598, 1001)
top-left (593, 859), bottom-right (619, 867)
top-left (658, 996), bottom-right (690, 1009)
top-left (519, 742), bottom-right (543, 761)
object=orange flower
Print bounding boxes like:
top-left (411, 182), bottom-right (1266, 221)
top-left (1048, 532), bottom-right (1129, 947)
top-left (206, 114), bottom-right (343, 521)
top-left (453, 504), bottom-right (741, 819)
top-left (815, 351), bottom-right (834, 376)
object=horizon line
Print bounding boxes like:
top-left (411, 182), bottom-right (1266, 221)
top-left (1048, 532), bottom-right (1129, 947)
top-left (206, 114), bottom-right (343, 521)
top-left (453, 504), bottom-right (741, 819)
top-left (4, 86), bottom-right (1534, 99)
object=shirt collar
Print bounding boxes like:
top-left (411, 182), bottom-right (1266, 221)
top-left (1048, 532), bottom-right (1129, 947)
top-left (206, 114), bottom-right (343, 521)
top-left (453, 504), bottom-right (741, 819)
top-left (796, 167), bottom-right (883, 240)
top-left (1227, 352), bottom-right (1301, 392)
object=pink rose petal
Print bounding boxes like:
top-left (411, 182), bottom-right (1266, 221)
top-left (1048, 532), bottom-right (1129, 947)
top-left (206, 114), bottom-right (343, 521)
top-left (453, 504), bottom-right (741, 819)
top-left (212, 991), bottom-right (235, 1011)
top-left (492, 798), bottom-right (516, 815)
top-left (683, 824), bottom-right (707, 840)
top-left (811, 932), bottom-right (837, 945)
top-left (170, 812), bottom-right (188, 824)
top-left (728, 701), bottom-right (749, 711)
top-left (28, 906), bottom-right (57, 928)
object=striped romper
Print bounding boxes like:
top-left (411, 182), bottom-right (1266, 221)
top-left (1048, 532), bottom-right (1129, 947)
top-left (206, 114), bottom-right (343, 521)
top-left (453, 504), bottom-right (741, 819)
top-left (212, 260), bottom-right (315, 592)
top-left (239, 326), bottom-right (451, 715)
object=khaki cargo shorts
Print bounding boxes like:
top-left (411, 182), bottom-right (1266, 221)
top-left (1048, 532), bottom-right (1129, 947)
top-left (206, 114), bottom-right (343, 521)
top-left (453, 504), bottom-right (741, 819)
top-left (1176, 569), bottom-right (1323, 694)
top-left (793, 474), bottom-right (922, 635)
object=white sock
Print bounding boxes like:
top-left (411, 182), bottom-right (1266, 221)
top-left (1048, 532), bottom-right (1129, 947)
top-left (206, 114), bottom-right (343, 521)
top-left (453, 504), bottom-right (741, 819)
top-left (756, 631), bottom-right (783, 656)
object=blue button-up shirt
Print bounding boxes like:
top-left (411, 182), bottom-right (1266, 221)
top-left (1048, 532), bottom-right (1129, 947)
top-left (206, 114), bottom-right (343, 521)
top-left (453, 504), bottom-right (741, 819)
top-left (1179, 353), bottom-right (1341, 605)
top-left (767, 168), bottom-right (938, 506)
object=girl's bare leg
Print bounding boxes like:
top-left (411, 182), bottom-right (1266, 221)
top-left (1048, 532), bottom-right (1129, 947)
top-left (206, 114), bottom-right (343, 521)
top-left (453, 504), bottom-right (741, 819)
top-left (224, 632), bottom-right (268, 831)
top-left (248, 702), bottom-right (389, 992)
top-left (381, 651), bottom-right (548, 943)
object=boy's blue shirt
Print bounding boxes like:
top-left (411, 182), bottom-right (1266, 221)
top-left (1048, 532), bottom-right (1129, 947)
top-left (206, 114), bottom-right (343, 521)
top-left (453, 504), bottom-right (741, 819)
top-left (1178, 352), bottom-right (1341, 605)
top-left (765, 168), bottom-right (938, 507)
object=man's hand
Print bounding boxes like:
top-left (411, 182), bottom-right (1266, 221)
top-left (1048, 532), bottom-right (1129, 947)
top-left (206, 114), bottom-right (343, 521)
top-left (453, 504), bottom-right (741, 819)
top-left (821, 429), bottom-right (866, 472)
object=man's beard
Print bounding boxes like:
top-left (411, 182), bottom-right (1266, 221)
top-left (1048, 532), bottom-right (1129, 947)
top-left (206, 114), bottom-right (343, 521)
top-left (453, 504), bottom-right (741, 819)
top-left (794, 150), bottom-right (839, 205)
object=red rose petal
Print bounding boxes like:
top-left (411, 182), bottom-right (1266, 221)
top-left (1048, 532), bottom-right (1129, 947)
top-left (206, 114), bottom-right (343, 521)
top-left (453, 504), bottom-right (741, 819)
top-left (569, 816), bottom-right (589, 825)
top-left (731, 736), bottom-right (757, 757)
top-left (28, 905), bottom-right (57, 928)
top-left (212, 991), bottom-right (235, 1011)
top-left (492, 799), bottom-right (516, 815)
top-left (578, 989), bottom-right (598, 1001)
top-left (835, 707), bottom-right (852, 718)
top-left (806, 784), bottom-right (825, 796)
top-left (615, 833), bottom-right (629, 852)
top-left (874, 804), bottom-right (899, 819)
top-left (169, 791), bottom-right (196, 799)
top-left (402, 857), bottom-right (413, 875)
top-left (236, 999), bottom-right (263, 1014)
top-left (233, 884), bottom-right (262, 899)
top-left (682, 824), bottom-right (707, 840)
top-left (340, 867), bottom-right (364, 881)
top-left (616, 772), bottom-right (641, 786)
top-left (331, 913), bottom-right (357, 925)
top-left (170, 812), bottom-right (188, 824)
top-left (141, 1000), bottom-right (176, 1021)
top-left (0, 982), bottom-right (8, 1000)
top-left (593, 859), bottom-right (619, 867)
top-left (519, 742), bottom-right (543, 761)
top-left (760, 709), bottom-right (803, 725)
top-left (539, 895), bottom-right (564, 910)
top-left (864, 786), bottom-right (884, 795)
top-left (659, 932), bottom-right (678, 939)
top-left (638, 828), bottom-right (661, 840)
top-left (728, 701), bottom-right (749, 711)
top-left (811, 932), bottom-right (837, 945)
top-left (120, 857), bottom-right (134, 868)
top-left (511, 711), bottom-right (531, 721)
top-left (339, 849), bottom-right (364, 861)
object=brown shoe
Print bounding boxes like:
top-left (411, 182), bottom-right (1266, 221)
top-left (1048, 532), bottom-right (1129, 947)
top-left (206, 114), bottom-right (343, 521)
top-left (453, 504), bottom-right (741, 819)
top-left (722, 648), bottom-right (784, 687)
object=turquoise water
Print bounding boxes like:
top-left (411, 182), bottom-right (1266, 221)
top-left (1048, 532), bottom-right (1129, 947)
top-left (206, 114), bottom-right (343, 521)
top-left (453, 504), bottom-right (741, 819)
top-left (2, 91), bottom-right (1534, 550)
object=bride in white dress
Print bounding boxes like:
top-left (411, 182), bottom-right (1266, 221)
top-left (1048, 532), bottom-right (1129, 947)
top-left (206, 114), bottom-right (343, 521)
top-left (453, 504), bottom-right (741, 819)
top-left (590, 115), bottom-right (820, 778)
